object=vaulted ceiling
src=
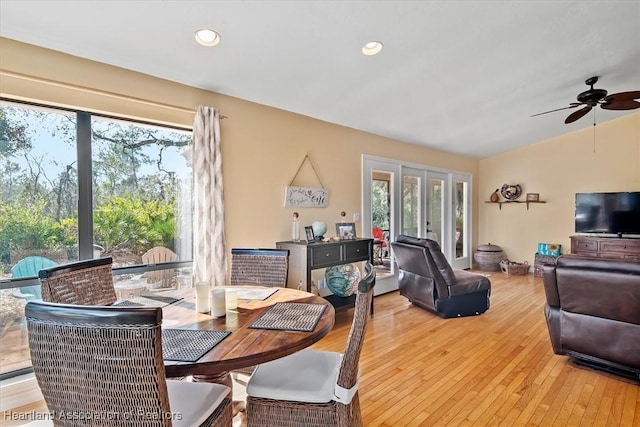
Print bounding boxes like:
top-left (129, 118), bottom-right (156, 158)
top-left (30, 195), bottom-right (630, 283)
top-left (1, 1), bottom-right (639, 158)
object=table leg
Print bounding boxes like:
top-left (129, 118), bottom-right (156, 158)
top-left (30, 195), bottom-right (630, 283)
top-left (192, 371), bottom-right (233, 388)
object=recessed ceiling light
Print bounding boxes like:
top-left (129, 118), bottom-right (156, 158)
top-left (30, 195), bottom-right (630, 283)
top-left (362, 41), bottom-right (383, 56)
top-left (195, 29), bottom-right (221, 46)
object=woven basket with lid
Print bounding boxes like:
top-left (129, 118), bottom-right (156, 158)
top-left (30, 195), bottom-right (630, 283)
top-left (474, 243), bottom-right (505, 271)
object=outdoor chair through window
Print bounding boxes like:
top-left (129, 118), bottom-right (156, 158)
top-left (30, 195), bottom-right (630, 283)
top-left (372, 227), bottom-right (388, 265)
top-left (1, 256), bottom-right (58, 342)
top-left (142, 246), bottom-right (179, 289)
top-left (25, 300), bottom-right (232, 427)
top-left (11, 255), bottom-right (58, 301)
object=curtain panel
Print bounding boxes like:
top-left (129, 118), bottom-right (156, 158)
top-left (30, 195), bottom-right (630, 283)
top-left (192, 106), bottom-right (227, 286)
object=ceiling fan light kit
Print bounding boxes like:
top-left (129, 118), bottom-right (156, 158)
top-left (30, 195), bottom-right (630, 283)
top-left (532, 76), bottom-right (640, 124)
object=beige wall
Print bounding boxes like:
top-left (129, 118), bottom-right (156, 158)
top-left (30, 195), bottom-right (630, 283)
top-left (4, 38), bottom-right (637, 268)
top-left (478, 112), bottom-right (640, 264)
top-left (0, 38), bottom-right (479, 254)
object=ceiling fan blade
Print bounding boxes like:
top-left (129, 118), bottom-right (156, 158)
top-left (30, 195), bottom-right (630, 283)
top-left (531, 103), bottom-right (582, 117)
top-left (601, 100), bottom-right (640, 110)
top-left (565, 105), bottom-right (592, 124)
top-left (603, 91), bottom-right (640, 102)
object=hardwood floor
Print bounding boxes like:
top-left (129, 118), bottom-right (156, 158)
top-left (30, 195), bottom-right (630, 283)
top-left (2, 272), bottom-right (638, 426)
top-left (322, 272), bottom-right (638, 426)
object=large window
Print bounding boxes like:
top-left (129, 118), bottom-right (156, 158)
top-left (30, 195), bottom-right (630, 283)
top-left (89, 115), bottom-right (193, 263)
top-left (0, 100), bottom-right (193, 378)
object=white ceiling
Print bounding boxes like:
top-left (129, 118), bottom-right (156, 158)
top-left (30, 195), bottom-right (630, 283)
top-left (1, 1), bottom-right (639, 158)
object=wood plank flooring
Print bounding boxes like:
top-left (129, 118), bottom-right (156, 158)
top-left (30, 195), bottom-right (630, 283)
top-left (2, 272), bottom-right (638, 426)
top-left (320, 271), bottom-right (638, 426)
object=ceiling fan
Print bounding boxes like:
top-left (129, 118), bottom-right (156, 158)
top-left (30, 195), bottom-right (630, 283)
top-left (532, 76), bottom-right (640, 124)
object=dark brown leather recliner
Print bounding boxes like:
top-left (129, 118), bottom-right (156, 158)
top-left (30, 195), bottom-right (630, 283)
top-left (391, 235), bottom-right (491, 318)
top-left (542, 256), bottom-right (640, 380)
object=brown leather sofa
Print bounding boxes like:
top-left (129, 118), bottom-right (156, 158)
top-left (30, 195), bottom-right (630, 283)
top-left (542, 255), bottom-right (640, 380)
top-left (391, 235), bottom-right (491, 318)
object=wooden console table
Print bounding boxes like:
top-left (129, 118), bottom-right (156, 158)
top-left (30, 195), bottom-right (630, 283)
top-left (570, 235), bottom-right (640, 262)
top-left (276, 238), bottom-right (374, 313)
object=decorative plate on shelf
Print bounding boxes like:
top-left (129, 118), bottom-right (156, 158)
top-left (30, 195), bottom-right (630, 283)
top-left (500, 184), bottom-right (522, 201)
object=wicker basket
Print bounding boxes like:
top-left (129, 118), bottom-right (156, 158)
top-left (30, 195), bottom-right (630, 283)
top-left (500, 259), bottom-right (530, 275)
top-left (533, 253), bottom-right (560, 277)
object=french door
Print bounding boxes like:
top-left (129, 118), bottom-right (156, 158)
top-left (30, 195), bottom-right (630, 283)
top-left (450, 174), bottom-right (472, 269)
top-left (427, 170), bottom-right (447, 248)
top-left (362, 155), bottom-right (472, 295)
top-left (362, 158), bottom-right (399, 295)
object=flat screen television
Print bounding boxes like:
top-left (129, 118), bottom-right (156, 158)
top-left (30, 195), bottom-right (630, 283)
top-left (575, 192), bottom-right (640, 236)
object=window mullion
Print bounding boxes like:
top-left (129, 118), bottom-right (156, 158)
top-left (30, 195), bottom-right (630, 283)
top-left (77, 111), bottom-right (93, 260)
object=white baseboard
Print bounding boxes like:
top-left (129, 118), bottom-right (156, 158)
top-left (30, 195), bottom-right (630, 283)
top-left (0, 373), bottom-right (43, 411)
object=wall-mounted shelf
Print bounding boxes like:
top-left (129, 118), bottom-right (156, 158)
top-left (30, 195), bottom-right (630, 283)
top-left (485, 200), bottom-right (546, 210)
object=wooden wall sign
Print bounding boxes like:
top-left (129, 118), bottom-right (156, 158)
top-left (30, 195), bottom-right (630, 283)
top-left (284, 155), bottom-right (328, 208)
top-left (284, 186), bottom-right (328, 208)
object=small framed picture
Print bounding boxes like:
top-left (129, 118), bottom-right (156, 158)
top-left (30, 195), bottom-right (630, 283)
top-left (336, 222), bottom-right (356, 240)
top-left (526, 193), bottom-right (540, 202)
top-left (304, 226), bottom-right (315, 243)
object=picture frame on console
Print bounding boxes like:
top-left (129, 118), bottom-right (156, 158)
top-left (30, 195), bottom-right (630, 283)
top-left (336, 223), bottom-right (356, 240)
top-left (304, 226), bottom-right (315, 243)
top-left (526, 193), bottom-right (540, 202)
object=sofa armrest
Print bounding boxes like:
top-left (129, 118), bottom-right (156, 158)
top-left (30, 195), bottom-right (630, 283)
top-left (398, 270), bottom-right (437, 311)
top-left (544, 304), bottom-right (562, 354)
top-left (542, 264), bottom-right (560, 308)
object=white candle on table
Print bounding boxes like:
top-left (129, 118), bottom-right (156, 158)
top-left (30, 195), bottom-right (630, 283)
top-left (225, 288), bottom-right (238, 310)
top-left (211, 288), bottom-right (226, 317)
top-left (195, 281), bottom-right (210, 313)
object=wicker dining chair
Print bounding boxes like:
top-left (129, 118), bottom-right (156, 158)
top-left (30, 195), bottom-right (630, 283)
top-left (229, 248), bottom-right (290, 382)
top-left (38, 257), bottom-right (117, 305)
top-left (25, 300), bottom-right (233, 427)
top-left (229, 248), bottom-right (290, 287)
top-left (245, 262), bottom-right (376, 427)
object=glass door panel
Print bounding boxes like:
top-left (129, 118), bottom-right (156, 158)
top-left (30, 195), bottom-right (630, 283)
top-left (402, 174), bottom-right (421, 237)
top-left (451, 174), bottom-right (471, 269)
top-left (427, 172), bottom-right (447, 245)
top-left (371, 171), bottom-right (392, 279)
top-left (362, 157), bottom-right (399, 295)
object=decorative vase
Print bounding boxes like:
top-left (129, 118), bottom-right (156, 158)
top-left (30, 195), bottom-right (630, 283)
top-left (311, 221), bottom-right (327, 240)
top-left (325, 264), bottom-right (361, 297)
top-left (292, 212), bottom-right (300, 242)
top-left (490, 189), bottom-right (500, 202)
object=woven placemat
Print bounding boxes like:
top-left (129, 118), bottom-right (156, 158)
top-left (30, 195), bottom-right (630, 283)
top-left (249, 302), bottom-right (327, 332)
top-left (112, 300), bottom-right (145, 307)
top-left (140, 294), bottom-right (183, 305)
top-left (162, 329), bottom-right (231, 362)
top-left (112, 296), bottom-right (174, 308)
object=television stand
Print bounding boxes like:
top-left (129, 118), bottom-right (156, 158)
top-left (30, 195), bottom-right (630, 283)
top-left (570, 235), bottom-right (640, 262)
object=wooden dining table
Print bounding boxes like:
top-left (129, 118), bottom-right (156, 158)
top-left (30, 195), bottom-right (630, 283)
top-left (157, 286), bottom-right (335, 387)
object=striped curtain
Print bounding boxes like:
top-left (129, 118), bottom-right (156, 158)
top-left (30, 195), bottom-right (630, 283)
top-left (192, 106), bottom-right (227, 286)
